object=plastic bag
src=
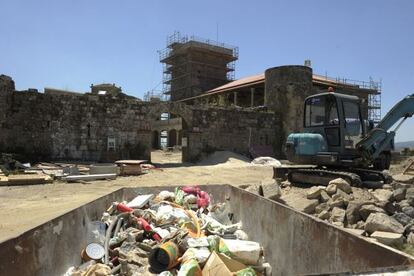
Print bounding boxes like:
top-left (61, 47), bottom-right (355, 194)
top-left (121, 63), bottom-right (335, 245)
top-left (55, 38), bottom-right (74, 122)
top-left (175, 187), bottom-right (185, 205)
top-left (235, 267), bottom-right (257, 276)
top-left (223, 239), bottom-right (262, 265)
top-left (207, 235), bottom-right (231, 256)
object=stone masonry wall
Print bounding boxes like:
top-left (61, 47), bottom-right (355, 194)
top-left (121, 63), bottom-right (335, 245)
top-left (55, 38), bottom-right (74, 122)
top-left (185, 107), bottom-right (276, 161)
top-left (0, 76), bottom-right (276, 163)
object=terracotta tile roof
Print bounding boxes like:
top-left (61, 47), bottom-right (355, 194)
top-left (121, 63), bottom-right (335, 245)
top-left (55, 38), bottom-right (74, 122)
top-left (178, 71), bottom-right (376, 102)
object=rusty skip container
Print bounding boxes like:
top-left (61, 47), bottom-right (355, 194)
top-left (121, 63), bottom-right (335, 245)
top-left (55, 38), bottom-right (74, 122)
top-left (0, 184), bottom-right (413, 275)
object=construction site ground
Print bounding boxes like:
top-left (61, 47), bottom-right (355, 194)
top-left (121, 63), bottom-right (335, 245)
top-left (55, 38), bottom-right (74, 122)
top-left (0, 150), bottom-right (272, 242)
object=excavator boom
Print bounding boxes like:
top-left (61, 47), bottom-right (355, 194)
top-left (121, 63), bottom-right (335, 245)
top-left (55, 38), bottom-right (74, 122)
top-left (356, 94), bottom-right (414, 161)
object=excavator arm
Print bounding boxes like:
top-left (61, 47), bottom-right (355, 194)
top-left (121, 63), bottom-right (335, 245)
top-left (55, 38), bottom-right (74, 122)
top-left (356, 94), bottom-right (414, 162)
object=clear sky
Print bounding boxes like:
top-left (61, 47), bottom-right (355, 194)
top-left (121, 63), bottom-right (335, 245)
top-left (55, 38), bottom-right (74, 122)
top-left (1, 0), bottom-right (414, 142)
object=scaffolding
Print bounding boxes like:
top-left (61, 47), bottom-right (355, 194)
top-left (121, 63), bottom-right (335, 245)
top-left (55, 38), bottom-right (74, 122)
top-left (314, 74), bottom-right (382, 123)
top-left (143, 90), bottom-right (170, 102)
top-left (159, 31), bottom-right (239, 100)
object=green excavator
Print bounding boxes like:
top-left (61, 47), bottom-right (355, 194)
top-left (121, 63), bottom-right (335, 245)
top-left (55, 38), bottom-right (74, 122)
top-left (274, 91), bottom-right (414, 186)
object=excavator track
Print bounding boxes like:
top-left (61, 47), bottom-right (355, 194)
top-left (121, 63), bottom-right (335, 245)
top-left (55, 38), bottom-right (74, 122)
top-left (346, 168), bottom-right (392, 184)
top-left (287, 169), bottom-right (363, 187)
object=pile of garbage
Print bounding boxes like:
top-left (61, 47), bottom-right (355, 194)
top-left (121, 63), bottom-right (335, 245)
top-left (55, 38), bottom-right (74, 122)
top-left (65, 186), bottom-right (271, 276)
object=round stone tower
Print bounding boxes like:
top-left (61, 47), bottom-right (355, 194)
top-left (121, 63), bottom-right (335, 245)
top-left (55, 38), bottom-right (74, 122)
top-left (264, 65), bottom-right (313, 157)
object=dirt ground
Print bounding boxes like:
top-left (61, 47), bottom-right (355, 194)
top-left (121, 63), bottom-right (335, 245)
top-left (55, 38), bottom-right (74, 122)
top-left (1, 151), bottom-right (411, 243)
top-left (0, 151), bottom-right (272, 242)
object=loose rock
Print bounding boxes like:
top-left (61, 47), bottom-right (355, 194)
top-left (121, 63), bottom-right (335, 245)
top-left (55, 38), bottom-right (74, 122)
top-left (393, 188), bottom-right (406, 202)
top-left (382, 184), bottom-right (393, 190)
top-left (365, 213), bottom-right (404, 234)
top-left (346, 201), bottom-right (363, 225)
top-left (282, 193), bottom-right (319, 214)
top-left (371, 189), bottom-right (393, 202)
top-left (407, 233), bottom-right (414, 245)
top-left (326, 183), bottom-right (337, 195)
top-left (402, 206), bottom-right (414, 218)
top-left (261, 179), bottom-right (282, 200)
top-left (329, 198), bottom-right (345, 209)
top-left (329, 178), bottom-right (352, 194)
top-left (359, 204), bottom-right (386, 221)
top-left (356, 220), bottom-right (366, 230)
top-left (392, 213), bottom-right (412, 226)
top-left (306, 186), bottom-right (324, 199)
top-left (370, 231), bottom-right (404, 247)
top-left (318, 210), bottom-right (330, 220)
top-left (330, 207), bottom-right (346, 223)
top-left (319, 190), bottom-right (331, 203)
top-left (393, 174), bottom-right (414, 184)
top-left (406, 187), bottom-right (414, 199)
top-left (315, 203), bottom-right (330, 214)
top-left (392, 181), bottom-right (411, 190)
top-left (376, 201), bottom-right (399, 215)
top-left (336, 189), bottom-right (351, 206)
top-left (399, 198), bottom-right (414, 208)
top-left (345, 228), bottom-right (365, 236)
top-left (245, 184), bottom-right (262, 195)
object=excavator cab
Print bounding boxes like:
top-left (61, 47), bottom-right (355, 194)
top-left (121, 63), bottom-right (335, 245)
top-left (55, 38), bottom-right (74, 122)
top-left (286, 92), bottom-right (390, 169)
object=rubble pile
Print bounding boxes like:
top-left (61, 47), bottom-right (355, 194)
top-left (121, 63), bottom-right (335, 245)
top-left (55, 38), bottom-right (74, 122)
top-left (65, 186), bottom-right (271, 276)
top-left (277, 177), bottom-right (414, 249)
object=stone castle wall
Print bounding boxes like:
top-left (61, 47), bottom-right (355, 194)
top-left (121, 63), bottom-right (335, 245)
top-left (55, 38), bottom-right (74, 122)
top-left (0, 77), bottom-right (276, 162)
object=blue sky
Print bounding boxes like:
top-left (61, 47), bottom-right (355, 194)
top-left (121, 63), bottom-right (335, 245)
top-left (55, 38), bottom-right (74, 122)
top-left (1, 0), bottom-right (414, 142)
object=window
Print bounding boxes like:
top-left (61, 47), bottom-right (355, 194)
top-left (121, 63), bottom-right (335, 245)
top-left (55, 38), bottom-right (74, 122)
top-left (343, 101), bottom-right (362, 148)
top-left (305, 96), bottom-right (339, 127)
top-left (107, 137), bottom-right (116, 151)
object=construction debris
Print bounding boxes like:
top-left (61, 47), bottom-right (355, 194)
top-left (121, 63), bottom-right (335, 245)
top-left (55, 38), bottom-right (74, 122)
top-left (65, 186), bottom-right (271, 276)
top-left (0, 174), bottom-right (53, 186)
top-left (89, 164), bottom-right (119, 175)
top-left (263, 175), bottom-right (414, 251)
top-left (403, 160), bottom-right (414, 176)
top-left (115, 160), bottom-right (147, 176)
top-left (63, 174), bottom-right (117, 183)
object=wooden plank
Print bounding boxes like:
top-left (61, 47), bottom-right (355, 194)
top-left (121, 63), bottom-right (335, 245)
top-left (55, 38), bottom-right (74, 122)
top-left (403, 161), bottom-right (414, 175)
top-left (0, 174), bottom-right (53, 186)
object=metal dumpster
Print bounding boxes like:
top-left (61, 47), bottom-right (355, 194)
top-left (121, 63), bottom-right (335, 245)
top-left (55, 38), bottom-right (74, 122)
top-left (0, 184), bottom-right (413, 275)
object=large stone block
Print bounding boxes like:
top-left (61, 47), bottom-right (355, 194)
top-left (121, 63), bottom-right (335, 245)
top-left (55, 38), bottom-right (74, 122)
top-left (365, 213), bottom-right (404, 234)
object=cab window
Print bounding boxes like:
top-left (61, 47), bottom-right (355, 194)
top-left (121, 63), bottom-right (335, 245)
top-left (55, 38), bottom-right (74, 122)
top-left (343, 100), bottom-right (363, 142)
top-left (305, 96), bottom-right (339, 127)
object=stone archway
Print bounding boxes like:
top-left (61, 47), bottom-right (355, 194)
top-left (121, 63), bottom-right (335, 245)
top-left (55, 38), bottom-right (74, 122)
top-left (147, 102), bottom-right (192, 163)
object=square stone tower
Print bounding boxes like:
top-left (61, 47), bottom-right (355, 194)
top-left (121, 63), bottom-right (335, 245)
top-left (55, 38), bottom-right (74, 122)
top-left (159, 32), bottom-right (238, 101)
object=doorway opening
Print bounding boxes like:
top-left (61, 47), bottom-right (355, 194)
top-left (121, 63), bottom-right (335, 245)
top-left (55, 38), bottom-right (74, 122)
top-left (151, 112), bottom-right (187, 165)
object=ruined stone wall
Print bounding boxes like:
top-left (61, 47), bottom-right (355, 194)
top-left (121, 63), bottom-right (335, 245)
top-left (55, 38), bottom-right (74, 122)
top-left (0, 77), bottom-right (276, 162)
top-left (0, 75), bottom-right (14, 125)
top-left (185, 107), bottom-right (276, 161)
top-left (0, 91), bottom-right (154, 162)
